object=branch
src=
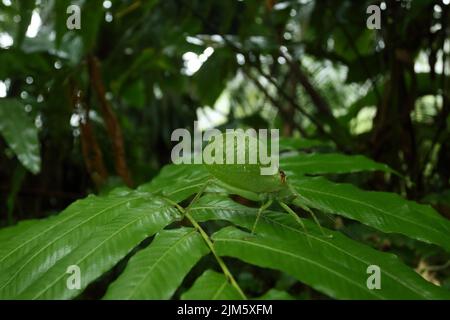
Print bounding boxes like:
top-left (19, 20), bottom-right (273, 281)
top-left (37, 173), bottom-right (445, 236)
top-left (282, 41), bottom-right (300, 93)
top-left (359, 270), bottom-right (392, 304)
top-left (68, 79), bottom-right (108, 189)
top-left (242, 67), bottom-right (308, 137)
top-left (179, 0), bottom-right (349, 148)
top-left (278, 50), bottom-right (333, 117)
top-left (88, 55), bottom-right (134, 188)
top-left (338, 23), bottom-right (382, 104)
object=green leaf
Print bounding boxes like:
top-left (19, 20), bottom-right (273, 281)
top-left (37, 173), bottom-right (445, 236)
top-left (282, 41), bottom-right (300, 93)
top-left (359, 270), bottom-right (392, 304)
top-left (290, 177), bottom-right (450, 253)
top-left (281, 153), bottom-right (395, 175)
top-left (194, 49), bottom-right (236, 106)
top-left (181, 270), bottom-right (242, 300)
top-left (278, 137), bottom-right (332, 151)
top-left (0, 219), bottom-right (40, 244)
top-left (16, 0), bottom-right (35, 47)
top-left (138, 164), bottom-right (210, 202)
top-left (80, 1), bottom-right (104, 52)
top-left (0, 99), bottom-right (41, 174)
top-left (104, 227), bottom-right (209, 300)
top-left (0, 191), bottom-right (179, 299)
top-left (213, 226), bottom-right (450, 300)
top-left (256, 289), bottom-right (295, 300)
top-left (340, 89), bottom-right (377, 124)
top-left (53, 0), bottom-right (72, 48)
top-left (191, 195), bottom-right (450, 299)
top-left (0, 49), bottom-right (51, 79)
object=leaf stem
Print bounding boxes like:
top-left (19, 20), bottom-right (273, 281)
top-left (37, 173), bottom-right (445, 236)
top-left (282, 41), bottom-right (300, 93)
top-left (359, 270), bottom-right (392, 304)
top-left (162, 196), bottom-right (247, 300)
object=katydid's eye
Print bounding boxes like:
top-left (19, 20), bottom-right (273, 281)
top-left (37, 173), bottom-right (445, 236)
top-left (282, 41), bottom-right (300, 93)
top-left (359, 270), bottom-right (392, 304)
top-left (280, 170), bottom-right (286, 184)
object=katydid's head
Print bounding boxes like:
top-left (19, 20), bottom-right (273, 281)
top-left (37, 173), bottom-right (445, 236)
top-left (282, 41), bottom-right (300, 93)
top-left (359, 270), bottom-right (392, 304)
top-left (280, 170), bottom-right (287, 184)
top-left (203, 131), bottom-right (285, 194)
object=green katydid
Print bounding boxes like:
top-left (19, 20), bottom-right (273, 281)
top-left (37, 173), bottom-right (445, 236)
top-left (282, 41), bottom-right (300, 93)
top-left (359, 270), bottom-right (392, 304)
top-left (162, 130), bottom-right (330, 299)
top-left (197, 131), bottom-right (331, 237)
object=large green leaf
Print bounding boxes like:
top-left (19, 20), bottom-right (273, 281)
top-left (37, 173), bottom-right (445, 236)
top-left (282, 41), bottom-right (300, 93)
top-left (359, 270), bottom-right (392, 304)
top-left (103, 228), bottom-right (209, 300)
top-left (290, 177), bottom-right (450, 253)
top-left (138, 164), bottom-right (210, 202)
top-left (0, 219), bottom-right (40, 244)
top-left (0, 99), bottom-right (41, 174)
top-left (0, 191), bottom-right (179, 299)
top-left (281, 153), bottom-right (395, 175)
top-left (181, 270), bottom-right (242, 300)
top-left (191, 195), bottom-right (450, 299)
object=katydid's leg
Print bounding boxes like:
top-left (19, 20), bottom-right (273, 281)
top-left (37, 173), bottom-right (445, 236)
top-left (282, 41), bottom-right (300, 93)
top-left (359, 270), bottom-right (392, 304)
top-left (295, 201), bottom-right (332, 238)
top-left (287, 184), bottom-right (332, 238)
top-left (278, 201), bottom-right (307, 232)
top-left (251, 199), bottom-right (273, 234)
top-left (278, 201), bottom-right (312, 246)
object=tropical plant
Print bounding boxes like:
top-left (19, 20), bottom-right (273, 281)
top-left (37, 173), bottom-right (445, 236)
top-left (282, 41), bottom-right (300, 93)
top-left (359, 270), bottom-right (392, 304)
top-left (0, 0), bottom-right (449, 301)
top-left (1, 138), bottom-right (450, 299)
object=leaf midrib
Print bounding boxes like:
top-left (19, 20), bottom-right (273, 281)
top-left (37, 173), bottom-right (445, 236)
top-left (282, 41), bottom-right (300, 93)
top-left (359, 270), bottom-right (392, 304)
top-left (297, 185), bottom-right (447, 240)
top-left (211, 279), bottom-right (228, 300)
top-left (0, 195), bottom-right (144, 265)
top-left (166, 182), bottom-right (206, 196)
top-left (30, 204), bottom-right (177, 299)
top-left (214, 236), bottom-right (383, 299)
top-left (191, 204), bottom-right (428, 297)
top-left (124, 229), bottom-right (199, 299)
top-left (0, 195), bottom-right (147, 292)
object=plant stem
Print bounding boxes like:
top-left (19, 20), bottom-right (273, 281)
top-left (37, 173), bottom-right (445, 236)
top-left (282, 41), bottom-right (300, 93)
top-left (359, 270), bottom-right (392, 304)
top-left (162, 196), bottom-right (247, 300)
top-left (184, 212), bottom-right (247, 299)
top-left (185, 180), bottom-right (210, 212)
